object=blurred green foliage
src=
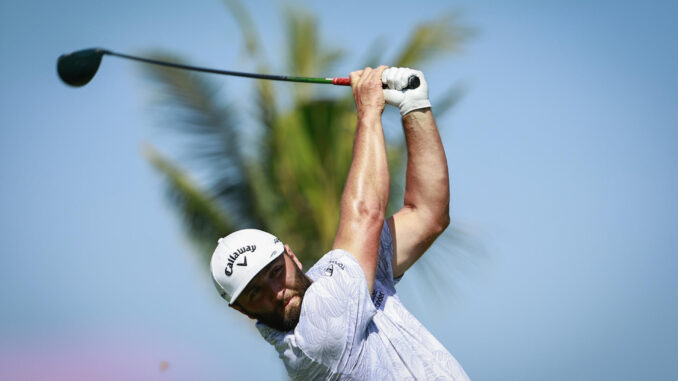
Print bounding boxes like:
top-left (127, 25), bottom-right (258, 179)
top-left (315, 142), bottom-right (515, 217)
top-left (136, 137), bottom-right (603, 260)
top-left (141, 0), bottom-right (473, 270)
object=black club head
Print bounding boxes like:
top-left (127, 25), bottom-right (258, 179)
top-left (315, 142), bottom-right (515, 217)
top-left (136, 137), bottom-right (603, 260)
top-left (57, 48), bottom-right (108, 87)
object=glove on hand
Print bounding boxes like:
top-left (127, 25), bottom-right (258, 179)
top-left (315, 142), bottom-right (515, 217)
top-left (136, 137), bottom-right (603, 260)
top-left (382, 67), bottom-right (431, 116)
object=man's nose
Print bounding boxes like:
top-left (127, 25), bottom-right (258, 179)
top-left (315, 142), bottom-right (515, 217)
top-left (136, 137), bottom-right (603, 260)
top-left (265, 278), bottom-right (285, 301)
top-left (275, 287), bottom-right (285, 302)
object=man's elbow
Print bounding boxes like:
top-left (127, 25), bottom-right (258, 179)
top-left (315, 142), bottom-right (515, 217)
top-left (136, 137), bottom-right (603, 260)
top-left (430, 204), bottom-right (450, 237)
top-left (347, 199), bottom-right (387, 225)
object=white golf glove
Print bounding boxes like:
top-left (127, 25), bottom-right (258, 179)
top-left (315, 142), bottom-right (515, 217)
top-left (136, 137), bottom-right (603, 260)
top-left (382, 67), bottom-right (431, 116)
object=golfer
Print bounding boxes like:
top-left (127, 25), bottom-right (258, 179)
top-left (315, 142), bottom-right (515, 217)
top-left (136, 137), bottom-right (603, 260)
top-left (211, 66), bottom-right (469, 380)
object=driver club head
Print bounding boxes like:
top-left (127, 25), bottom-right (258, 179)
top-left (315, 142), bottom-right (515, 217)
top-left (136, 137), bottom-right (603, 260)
top-left (57, 48), bottom-right (108, 87)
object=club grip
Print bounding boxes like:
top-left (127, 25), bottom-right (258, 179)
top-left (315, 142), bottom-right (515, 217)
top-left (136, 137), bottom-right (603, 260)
top-left (382, 75), bottom-right (420, 90)
top-left (332, 75), bottom-right (420, 90)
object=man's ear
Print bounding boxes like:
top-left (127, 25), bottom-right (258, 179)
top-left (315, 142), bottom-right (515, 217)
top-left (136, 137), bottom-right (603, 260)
top-left (285, 244), bottom-right (303, 270)
top-left (230, 303), bottom-right (255, 320)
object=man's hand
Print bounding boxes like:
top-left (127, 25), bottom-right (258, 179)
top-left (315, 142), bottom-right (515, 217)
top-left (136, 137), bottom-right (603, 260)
top-left (382, 68), bottom-right (432, 116)
top-left (350, 66), bottom-right (388, 117)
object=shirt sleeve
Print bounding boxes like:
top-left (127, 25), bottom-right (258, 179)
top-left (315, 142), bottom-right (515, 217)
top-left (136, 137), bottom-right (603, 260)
top-left (293, 250), bottom-right (377, 372)
top-left (375, 220), bottom-right (402, 287)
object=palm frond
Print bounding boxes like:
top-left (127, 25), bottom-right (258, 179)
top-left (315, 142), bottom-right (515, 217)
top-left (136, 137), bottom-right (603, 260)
top-left (283, 8), bottom-right (344, 101)
top-left (142, 144), bottom-right (235, 259)
top-left (284, 8), bottom-right (318, 78)
top-left (253, 71), bottom-right (277, 130)
top-left (392, 13), bottom-right (474, 68)
top-left (141, 51), bottom-right (262, 229)
top-left (407, 224), bottom-right (487, 309)
top-left (222, 0), bottom-right (263, 62)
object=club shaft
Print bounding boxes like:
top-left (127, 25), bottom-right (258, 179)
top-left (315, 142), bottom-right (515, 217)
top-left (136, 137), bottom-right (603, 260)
top-left (102, 50), bottom-right (348, 85)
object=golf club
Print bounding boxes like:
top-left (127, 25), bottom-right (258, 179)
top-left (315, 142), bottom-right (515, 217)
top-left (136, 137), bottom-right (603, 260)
top-left (57, 48), bottom-right (420, 89)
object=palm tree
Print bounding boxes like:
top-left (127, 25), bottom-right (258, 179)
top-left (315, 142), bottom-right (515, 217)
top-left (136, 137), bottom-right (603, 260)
top-left (140, 0), bottom-right (476, 285)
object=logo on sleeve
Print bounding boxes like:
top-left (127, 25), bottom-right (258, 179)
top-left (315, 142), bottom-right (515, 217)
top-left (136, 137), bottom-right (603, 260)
top-left (324, 260), bottom-right (345, 277)
top-left (328, 260), bottom-right (345, 270)
top-left (224, 245), bottom-right (256, 276)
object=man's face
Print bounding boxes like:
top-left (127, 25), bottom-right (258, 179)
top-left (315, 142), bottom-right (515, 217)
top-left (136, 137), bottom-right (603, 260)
top-left (231, 246), bottom-right (311, 331)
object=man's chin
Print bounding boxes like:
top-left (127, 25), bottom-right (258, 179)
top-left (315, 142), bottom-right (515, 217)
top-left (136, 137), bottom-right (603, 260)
top-left (256, 298), bottom-right (302, 332)
top-left (282, 296), bottom-right (302, 329)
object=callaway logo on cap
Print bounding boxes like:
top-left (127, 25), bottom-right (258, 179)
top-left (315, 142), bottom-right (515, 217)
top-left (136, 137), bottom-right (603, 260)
top-left (210, 229), bottom-right (285, 304)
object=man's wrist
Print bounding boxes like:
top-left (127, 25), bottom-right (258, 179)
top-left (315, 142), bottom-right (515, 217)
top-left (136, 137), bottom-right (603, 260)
top-left (358, 108), bottom-right (383, 122)
top-left (400, 100), bottom-right (432, 117)
top-left (402, 107), bottom-right (432, 120)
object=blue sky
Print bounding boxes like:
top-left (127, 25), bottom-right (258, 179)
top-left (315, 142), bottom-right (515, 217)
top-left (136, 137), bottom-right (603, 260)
top-left (1, 0), bottom-right (677, 380)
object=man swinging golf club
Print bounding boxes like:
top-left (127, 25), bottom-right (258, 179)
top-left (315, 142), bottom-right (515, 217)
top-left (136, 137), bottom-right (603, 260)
top-left (211, 66), bottom-right (470, 380)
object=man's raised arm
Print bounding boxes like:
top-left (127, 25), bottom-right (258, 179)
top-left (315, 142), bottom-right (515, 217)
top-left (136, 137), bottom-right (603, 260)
top-left (383, 68), bottom-right (450, 278)
top-left (333, 66), bottom-right (390, 293)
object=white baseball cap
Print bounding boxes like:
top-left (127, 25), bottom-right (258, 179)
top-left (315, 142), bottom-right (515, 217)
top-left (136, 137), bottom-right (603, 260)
top-left (210, 229), bottom-right (285, 304)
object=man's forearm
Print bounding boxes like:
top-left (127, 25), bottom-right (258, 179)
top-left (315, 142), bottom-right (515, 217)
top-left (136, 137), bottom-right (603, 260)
top-left (335, 110), bottom-right (390, 291)
top-left (401, 108), bottom-right (450, 228)
top-left (340, 111), bottom-right (390, 221)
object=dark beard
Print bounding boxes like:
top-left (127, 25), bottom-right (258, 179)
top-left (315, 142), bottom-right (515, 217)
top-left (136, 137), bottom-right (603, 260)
top-left (256, 265), bottom-right (312, 331)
